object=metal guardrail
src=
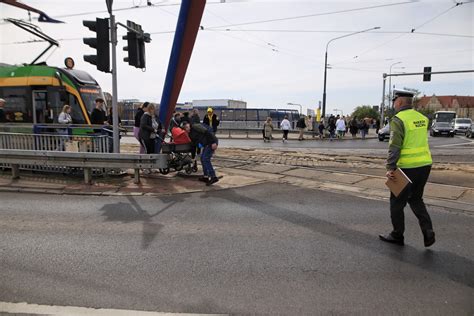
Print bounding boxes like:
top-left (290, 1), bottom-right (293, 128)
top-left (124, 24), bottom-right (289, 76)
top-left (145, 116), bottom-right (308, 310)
top-left (0, 132), bottom-right (110, 174)
top-left (0, 149), bottom-right (168, 184)
top-left (215, 127), bottom-right (319, 138)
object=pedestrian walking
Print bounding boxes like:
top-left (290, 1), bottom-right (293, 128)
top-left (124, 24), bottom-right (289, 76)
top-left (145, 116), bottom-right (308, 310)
top-left (107, 106), bottom-right (122, 126)
top-left (90, 98), bottom-right (107, 125)
top-left (296, 115), bottom-right (307, 141)
top-left (190, 109), bottom-right (201, 125)
top-left (349, 117), bottom-right (358, 138)
top-left (139, 103), bottom-right (158, 155)
top-left (134, 102), bottom-right (149, 154)
top-left (379, 90), bottom-right (435, 247)
top-left (181, 111), bottom-right (191, 125)
top-left (328, 115), bottom-right (336, 141)
top-left (336, 116), bottom-right (346, 139)
top-left (169, 112), bottom-right (182, 131)
top-left (203, 107), bottom-right (219, 133)
top-left (375, 118), bottom-right (381, 134)
top-left (318, 120), bottom-right (325, 139)
top-left (263, 117), bottom-right (274, 142)
top-left (360, 119), bottom-right (369, 139)
top-left (183, 122), bottom-right (220, 186)
top-left (344, 116), bottom-right (349, 136)
top-left (58, 105), bottom-right (73, 124)
top-left (280, 115), bottom-right (291, 142)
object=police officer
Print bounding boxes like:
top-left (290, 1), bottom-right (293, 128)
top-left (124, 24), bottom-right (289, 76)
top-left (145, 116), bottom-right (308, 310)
top-left (379, 90), bottom-right (435, 247)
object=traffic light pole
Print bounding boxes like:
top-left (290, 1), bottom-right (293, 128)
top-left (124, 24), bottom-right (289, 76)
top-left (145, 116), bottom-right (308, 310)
top-left (109, 13), bottom-right (120, 153)
top-left (380, 69), bottom-right (474, 125)
top-left (380, 74), bottom-right (387, 126)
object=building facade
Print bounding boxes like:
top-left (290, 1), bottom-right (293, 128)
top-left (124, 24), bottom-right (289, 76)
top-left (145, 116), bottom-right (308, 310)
top-left (417, 95), bottom-right (474, 119)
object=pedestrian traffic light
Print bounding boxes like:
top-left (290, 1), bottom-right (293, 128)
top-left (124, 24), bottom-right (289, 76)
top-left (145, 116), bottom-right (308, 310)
top-left (122, 20), bottom-right (151, 69)
top-left (423, 66), bottom-right (432, 82)
top-left (83, 18), bottom-right (110, 73)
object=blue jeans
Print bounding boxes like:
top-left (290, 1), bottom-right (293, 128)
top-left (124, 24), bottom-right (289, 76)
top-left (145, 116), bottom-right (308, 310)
top-left (201, 145), bottom-right (216, 178)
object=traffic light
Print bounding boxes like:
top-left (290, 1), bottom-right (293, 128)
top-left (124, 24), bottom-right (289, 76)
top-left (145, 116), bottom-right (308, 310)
top-left (423, 66), bottom-right (432, 82)
top-left (123, 21), bottom-right (151, 69)
top-left (123, 31), bottom-right (140, 67)
top-left (83, 18), bottom-right (110, 73)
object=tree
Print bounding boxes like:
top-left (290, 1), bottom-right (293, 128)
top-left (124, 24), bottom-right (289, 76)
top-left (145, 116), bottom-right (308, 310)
top-left (351, 105), bottom-right (380, 120)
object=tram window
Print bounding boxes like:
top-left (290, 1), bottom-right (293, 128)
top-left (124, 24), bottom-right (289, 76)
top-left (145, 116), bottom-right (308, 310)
top-left (33, 91), bottom-right (47, 123)
top-left (47, 89), bottom-right (62, 123)
top-left (0, 87), bottom-right (32, 123)
top-left (68, 93), bottom-right (85, 124)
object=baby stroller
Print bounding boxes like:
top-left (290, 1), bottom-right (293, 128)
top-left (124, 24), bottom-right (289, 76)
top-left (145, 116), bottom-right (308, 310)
top-left (158, 127), bottom-right (198, 175)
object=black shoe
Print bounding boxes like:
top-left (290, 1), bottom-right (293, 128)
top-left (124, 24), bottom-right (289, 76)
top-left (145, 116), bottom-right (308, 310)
top-left (198, 176), bottom-right (209, 183)
top-left (379, 233), bottom-right (404, 246)
top-left (206, 177), bottom-right (219, 186)
top-left (423, 229), bottom-right (436, 247)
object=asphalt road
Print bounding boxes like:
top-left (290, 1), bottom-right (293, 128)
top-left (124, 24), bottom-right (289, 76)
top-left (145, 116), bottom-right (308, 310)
top-left (1, 186), bottom-right (473, 315)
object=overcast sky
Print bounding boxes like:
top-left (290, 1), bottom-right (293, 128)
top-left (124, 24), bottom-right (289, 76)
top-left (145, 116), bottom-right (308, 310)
top-left (1, 0), bottom-right (473, 115)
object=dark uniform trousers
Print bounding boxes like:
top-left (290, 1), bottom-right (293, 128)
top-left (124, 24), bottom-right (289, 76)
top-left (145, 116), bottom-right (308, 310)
top-left (390, 165), bottom-right (433, 238)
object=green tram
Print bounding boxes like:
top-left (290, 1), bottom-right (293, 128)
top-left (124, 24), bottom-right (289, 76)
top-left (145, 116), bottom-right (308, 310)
top-left (0, 63), bottom-right (105, 125)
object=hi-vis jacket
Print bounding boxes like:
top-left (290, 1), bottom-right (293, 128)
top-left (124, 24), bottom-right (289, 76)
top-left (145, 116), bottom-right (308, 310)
top-left (386, 108), bottom-right (432, 170)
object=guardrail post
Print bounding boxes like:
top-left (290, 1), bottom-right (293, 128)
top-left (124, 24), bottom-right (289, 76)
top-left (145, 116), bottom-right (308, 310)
top-left (84, 168), bottom-right (92, 185)
top-left (134, 168), bottom-right (140, 184)
top-left (11, 164), bottom-right (20, 179)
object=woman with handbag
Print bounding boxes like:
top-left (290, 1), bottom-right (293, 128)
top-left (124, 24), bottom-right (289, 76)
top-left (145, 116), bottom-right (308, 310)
top-left (139, 103), bottom-right (158, 154)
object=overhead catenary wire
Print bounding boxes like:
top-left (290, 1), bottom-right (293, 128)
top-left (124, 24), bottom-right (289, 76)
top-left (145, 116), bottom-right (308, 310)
top-left (338, 1), bottom-right (469, 64)
top-left (205, 1), bottom-right (417, 29)
top-left (215, 29), bottom-right (473, 39)
top-left (205, 8), bottom-right (279, 50)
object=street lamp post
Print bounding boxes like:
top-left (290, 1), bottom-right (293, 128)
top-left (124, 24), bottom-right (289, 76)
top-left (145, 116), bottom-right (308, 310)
top-left (322, 27), bottom-right (380, 120)
top-left (287, 102), bottom-right (302, 116)
top-left (388, 61), bottom-right (401, 108)
top-left (333, 108), bottom-right (343, 116)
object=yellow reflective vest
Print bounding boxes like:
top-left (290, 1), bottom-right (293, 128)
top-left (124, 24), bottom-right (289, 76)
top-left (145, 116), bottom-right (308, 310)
top-left (395, 109), bottom-right (433, 169)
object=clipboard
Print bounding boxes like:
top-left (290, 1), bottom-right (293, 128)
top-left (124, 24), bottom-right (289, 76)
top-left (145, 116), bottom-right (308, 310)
top-left (385, 168), bottom-right (412, 197)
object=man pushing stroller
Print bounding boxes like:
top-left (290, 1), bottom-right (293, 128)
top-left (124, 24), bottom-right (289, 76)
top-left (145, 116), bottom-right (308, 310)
top-left (181, 122), bottom-right (220, 186)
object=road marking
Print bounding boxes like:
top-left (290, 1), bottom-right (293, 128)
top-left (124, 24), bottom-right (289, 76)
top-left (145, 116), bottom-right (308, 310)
top-left (434, 139), bottom-right (474, 148)
top-left (0, 301), bottom-right (227, 316)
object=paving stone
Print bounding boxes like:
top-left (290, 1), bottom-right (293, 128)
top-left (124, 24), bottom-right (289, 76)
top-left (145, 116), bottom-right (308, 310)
top-left (355, 178), bottom-right (387, 189)
top-left (281, 168), bottom-right (329, 179)
top-left (425, 198), bottom-right (474, 213)
top-left (458, 189), bottom-right (474, 204)
top-left (424, 184), bottom-right (466, 200)
top-left (319, 182), bottom-right (367, 194)
top-left (215, 175), bottom-right (264, 189)
top-left (317, 172), bottom-right (366, 184)
top-left (240, 164), bottom-right (294, 174)
top-left (219, 168), bottom-right (284, 181)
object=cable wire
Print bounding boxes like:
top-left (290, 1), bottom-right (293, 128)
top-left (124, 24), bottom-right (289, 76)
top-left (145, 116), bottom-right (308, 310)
top-left (339, 2), bottom-right (468, 63)
top-left (206, 1), bottom-right (417, 29)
